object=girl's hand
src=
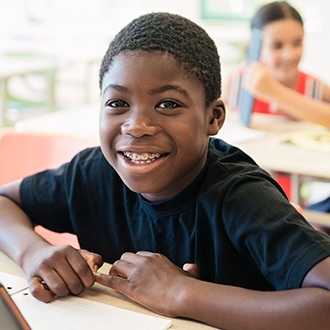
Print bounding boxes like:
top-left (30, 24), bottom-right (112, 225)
top-left (94, 251), bottom-right (200, 317)
top-left (243, 62), bottom-right (280, 101)
top-left (22, 243), bottom-right (103, 302)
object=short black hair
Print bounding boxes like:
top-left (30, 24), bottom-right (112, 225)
top-left (251, 1), bottom-right (303, 30)
top-left (99, 12), bottom-right (221, 106)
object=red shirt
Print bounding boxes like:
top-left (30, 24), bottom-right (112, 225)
top-left (253, 71), bottom-right (321, 114)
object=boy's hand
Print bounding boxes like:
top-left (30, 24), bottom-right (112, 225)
top-left (23, 244), bottom-right (103, 302)
top-left (183, 262), bottom-right (201, 278)
top-left (94, 251), bottom-right (199, 317)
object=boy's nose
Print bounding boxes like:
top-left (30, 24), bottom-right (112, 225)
top-left (121, 112), bottom-right (159, 137)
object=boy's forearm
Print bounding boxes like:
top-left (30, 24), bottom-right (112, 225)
top-left (0, 195), bottom-right (47, 268)
top-left (176, 278), bottom-right (330, 330)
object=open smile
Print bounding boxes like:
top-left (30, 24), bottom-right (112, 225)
top-left (120, 151), bottom-right (168, 164)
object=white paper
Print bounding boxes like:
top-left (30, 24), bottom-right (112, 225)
top-left (276, 125), bottom-right (330, 153)
top-left (0, 272), bottom-right (172, 330)
top-left (0, 271), bottom-right (29, 294)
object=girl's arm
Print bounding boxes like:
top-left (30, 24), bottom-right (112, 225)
top-left (244, 62), bottom-right (330, 128)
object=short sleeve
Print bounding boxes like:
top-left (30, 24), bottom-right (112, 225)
top-left (222, 173), bottom-right (330, 290)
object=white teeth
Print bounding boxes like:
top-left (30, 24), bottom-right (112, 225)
top-left (123, 151), bottom-right (162, 163)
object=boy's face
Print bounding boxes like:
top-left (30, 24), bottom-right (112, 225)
top-left (261, 18), bottom-right (304, 85)
top-left (100, 51), bottom-right (224, 202)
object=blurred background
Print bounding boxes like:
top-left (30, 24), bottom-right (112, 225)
top-left (0, 0), bottom-right (329, 125)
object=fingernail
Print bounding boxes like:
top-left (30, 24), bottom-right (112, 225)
top-left (41, 280), bottom-right (50, 291)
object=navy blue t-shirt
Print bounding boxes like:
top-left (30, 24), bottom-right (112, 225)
top-left (20, 138), bottom-right (330, 291)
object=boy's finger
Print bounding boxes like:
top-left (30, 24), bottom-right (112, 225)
top-left (29, 277), bottom-right (56, 303)
top-left (79, 250), bottom-right (104, 271)
top-left (88, 255), bottom-right (104, 272)
top-left (39, 270), bottom-right (71, 298)
top-left (65, 250), bottom-right (97, 289)
top-left (183, 263), bottom-right (201, 279)
top-left (94, 272), bottom-right (126, 291)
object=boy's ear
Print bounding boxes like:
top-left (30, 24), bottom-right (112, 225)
top-left (207, 98), bottom-right (226, 136)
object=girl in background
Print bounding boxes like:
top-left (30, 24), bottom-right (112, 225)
top-left (224, 1), bottom-right (330, 218)
top-left (224, 1), bottom-right (330, 128)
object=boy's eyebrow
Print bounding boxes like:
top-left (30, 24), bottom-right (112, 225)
top-left (102, 83), bottom-right (189, 97)
top-left (102, 84), bottom-right (129, 94)
top-left (149, 84), bottom-right (189, 97)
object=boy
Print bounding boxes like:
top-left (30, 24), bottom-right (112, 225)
top-left (0, 12), bottom-right (329, 329)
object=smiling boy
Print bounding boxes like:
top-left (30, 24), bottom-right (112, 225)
top-left (0, 12), bottom-right (330, 330)
top-left (99, 51), bottom-right (223, 201)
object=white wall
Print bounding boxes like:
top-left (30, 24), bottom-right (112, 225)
top-left (299, 0), bottom-right (330, 83)
top-left (1, 0), bottom-right (330, 86)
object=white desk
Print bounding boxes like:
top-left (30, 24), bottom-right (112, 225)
top-left (0, 251), bottom-right (216, 330)
top-left (238, 118), bottom-right (329, 180)
top-left (15, 103), bottom-right (100, 144)
top-left (0, 56), bottom-right (58, 127)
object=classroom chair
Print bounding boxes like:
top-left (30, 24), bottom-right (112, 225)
top-left (0, 128), bottom-right (97, 248)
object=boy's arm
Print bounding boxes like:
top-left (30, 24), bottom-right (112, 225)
top-left (0, 181), bottom-right (103, 302)
top-left (95, 252), bottom-right (330, 330)
top-left (0, 180), bottom-right (43, 267)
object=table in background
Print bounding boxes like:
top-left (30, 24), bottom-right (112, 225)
top-left (0, 56), bottom-right (58, 127)
top-left (15, 103), bottom-right (100, 144)
top-left (234, 114), bottom-right (330, 204)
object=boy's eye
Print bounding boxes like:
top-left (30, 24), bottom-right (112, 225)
top-left (106, 100), bottom-right (129, 108)
top-left (157, 100), bottom-right (179, 109)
